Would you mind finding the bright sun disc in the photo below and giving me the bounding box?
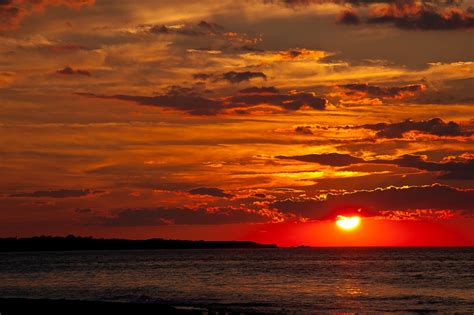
[336,215,361,230]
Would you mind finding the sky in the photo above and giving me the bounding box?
[0,0,473,246]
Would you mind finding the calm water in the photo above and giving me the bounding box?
[0,248,473,313]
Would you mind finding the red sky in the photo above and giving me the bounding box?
[0,0,473,246]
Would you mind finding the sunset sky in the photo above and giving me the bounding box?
[1,0,473,246]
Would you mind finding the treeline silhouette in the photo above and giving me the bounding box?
[0,235,277,252]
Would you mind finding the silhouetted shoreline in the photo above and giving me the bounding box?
[0,235,278,252]
[0,298,206,315]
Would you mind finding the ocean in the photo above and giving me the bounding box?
[0,247,473,313]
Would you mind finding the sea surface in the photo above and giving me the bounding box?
[0,248,473,313]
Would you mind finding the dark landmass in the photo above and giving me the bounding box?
[0,235,278,252]
[0,298,202,315]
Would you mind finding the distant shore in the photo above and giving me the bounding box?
[0,235,278,252]
[0,298,206,315]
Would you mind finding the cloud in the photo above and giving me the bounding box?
[90,207,268,226]
[78,86,222,115]
[367,5,474,30]
[294,125,314,135]
[48,44,86,53]
[0,2,26,31]
[78,85,327,115]
[277,153,364,166]
[56,66,91,76]
[263,0,395,7]
[277,152,474,180]
[192,71,268,84]
[337,83,425,99]
[292,118,472,139]
[193,73,213,80]
[337,10,360,24]
[0,71,15,86]
[189,187,234,198]
[9,189,104,198]
[75,207,92,214]
[149,20,224,37]
[265,0,474,30]
[374,154,474,180]
[26,0,95,10]
[221,71,267,83]
[272,184,474,220]
[0,0,94,31]
[361,118,470,138]
[239,86,280,94]
[278,48,327,60]
[264,0,461,9]
[143,20,260,51]
[228,90,327,110]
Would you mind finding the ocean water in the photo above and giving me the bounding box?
[0,248,473,313]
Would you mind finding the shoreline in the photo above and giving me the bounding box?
[0,298,207,315]
[1,246,472,254]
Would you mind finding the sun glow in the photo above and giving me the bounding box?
[336,215,361,230]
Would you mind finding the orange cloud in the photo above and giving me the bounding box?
[272,184,474,221]
[366,3,474,30]
[330,83,426,105]
[0,0,94,31]
[56,66,91,76]
[0,71,16,86]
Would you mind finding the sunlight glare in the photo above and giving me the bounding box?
[336,215,361,231]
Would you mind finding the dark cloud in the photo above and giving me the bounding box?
[283,49,304,58]
[241,45,265,52]
[265,0,474,30]
[192,71,268,84]
[239,86,280,94]
[192,73,212,80]
[109,93,220,115]
[263,0,400,7]
[90,207,268,226]
[75,208,92,214]
[272,184,474,220]
[221,71,267,83]
[337,83,425,98]
[0,0,94,31]
[415,77,474,105]
[228,90,327,110]
[277,153,365,166]
[197,20,224,30]
[149,20,224,37]
[79,85,327,115]
[373,154,474,180]
[294,125,314,135]
[367,6,474,30]
[265,0,465,9]
[278,152,474,180]
[361,118,469,138]
[189,187,234,198]
[337,10,361,24]
[56,66,91,76]
[9,189,104,198]
[49,44,86,53]
[0,3,25,31]
[78,86,222,115]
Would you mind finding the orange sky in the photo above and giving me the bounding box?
[0,0,473,246]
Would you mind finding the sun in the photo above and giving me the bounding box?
[336,215,361,231]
